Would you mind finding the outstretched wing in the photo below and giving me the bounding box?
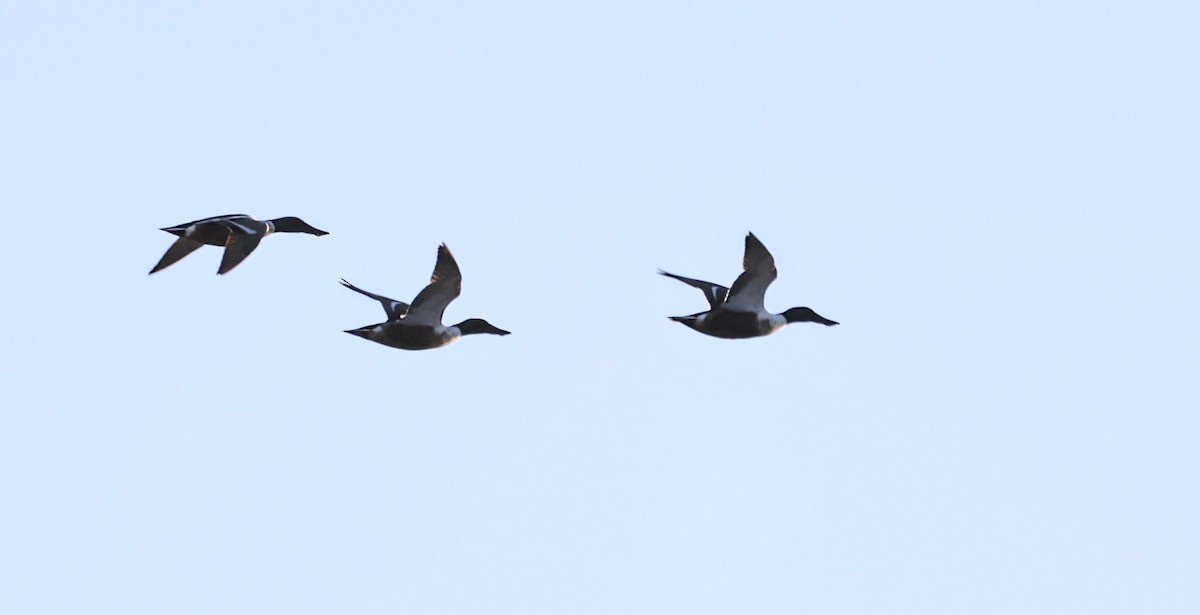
[724,232,777,311]
[658,270,729,309]
[149,237,205,274]
[217,233,264,274]
[340,279,410,321]
[403,244,463,325]
[214,217,270,275]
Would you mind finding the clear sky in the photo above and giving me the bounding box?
[3,2,1197,613]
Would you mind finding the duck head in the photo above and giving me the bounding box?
[454,318,511,336]
[271,216,329,236]
[782,307,839,326]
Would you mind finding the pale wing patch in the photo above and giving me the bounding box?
[723,269,775,312]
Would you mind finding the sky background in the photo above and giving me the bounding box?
[3,2,1198,613]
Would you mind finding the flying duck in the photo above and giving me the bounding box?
[343,244,510,350]
[660,232,838,339]
[149,214,328,275]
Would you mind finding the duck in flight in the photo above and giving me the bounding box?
[660,232,838,339]
[149,214,328,275]
[343,244,510,350]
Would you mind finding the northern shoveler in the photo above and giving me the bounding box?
[149,214,328,275]
[343,244,510,350]
[660,232,838,338]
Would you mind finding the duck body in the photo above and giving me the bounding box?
[161,214,267,247]
[344,322,458,351]
[345,319,507,351]
[150,214,328,275]
[669,309,787,339]
[342,244,510,351]
[660,232,838,339]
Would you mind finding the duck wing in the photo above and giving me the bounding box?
[149,237,205,274]
[723,232,777,312]
[213,217,271,274]
[217,232,264,274]
[658,270,729,309]
[403,244,463,325]
[339,279,410,320]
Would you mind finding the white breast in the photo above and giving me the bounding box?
[438,325,463,347]
[761,313,787,335]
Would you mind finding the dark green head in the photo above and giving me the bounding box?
[782,307,839,326]
[271,216,329,236]
[454,319,511,336]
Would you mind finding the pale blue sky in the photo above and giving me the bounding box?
[3,2,1198,613]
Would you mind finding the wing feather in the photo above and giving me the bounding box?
[403,244,463,325]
